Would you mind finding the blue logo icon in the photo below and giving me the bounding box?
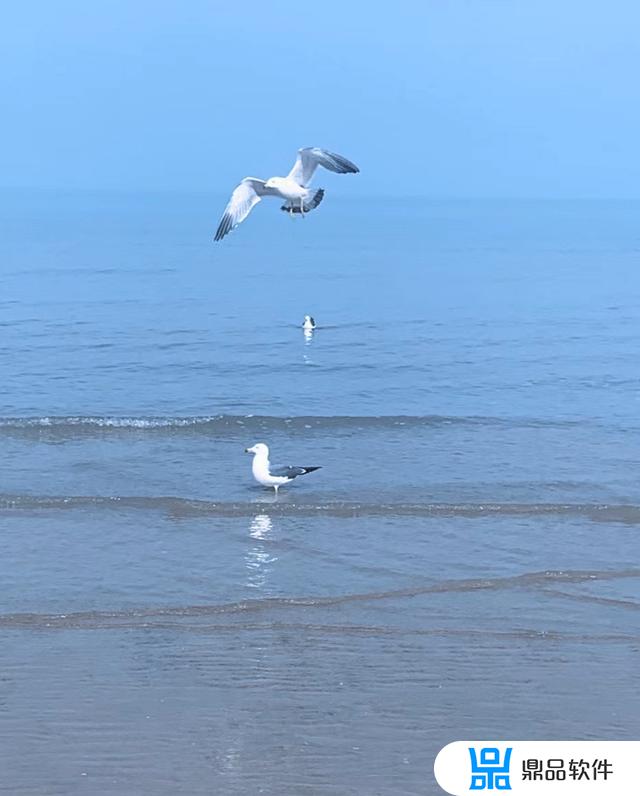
[468,747,512,790]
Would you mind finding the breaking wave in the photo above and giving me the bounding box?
[0,568,638,630]
[0,413,582,439]
[2,494,640,522]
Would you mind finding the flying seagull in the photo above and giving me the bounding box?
[215,147,359,242]
[245,443,321,493]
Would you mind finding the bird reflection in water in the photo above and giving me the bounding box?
[249,513,272,540]
[246,514,277,591]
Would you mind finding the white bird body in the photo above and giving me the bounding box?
[215,147,359,241]
[302,315,316,330]
[250,447,291,489]
[245,443,321,493]
[264,177,307,201]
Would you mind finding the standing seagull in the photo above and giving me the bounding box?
[215,147,359,242]
[245,443,321,494]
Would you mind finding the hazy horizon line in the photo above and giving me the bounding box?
[2,186,640,202]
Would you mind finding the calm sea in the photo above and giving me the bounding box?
[1,191,639,794]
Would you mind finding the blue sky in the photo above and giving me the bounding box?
[2,0,639,197]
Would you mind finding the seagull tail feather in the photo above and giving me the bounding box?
[280,189,325,214]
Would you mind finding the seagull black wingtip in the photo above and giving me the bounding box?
[214,213,233,242]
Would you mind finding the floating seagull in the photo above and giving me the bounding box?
[302,315,316,330]
[215,147,359,242]
[245,443,321,494]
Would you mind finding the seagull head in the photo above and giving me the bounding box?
[245,443,269,456]
[264,177,278,189]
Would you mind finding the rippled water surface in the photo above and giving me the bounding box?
[1,193,640,794]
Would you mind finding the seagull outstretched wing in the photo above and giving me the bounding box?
[287,147,359,188]
[214,178,278,242]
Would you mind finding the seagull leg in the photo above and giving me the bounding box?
[274,484,279,495]
[300,197,305,218]
[288,205,294,220]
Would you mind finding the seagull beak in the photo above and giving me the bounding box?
[244,447,252,453]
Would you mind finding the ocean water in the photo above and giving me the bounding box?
[1,191,640,795]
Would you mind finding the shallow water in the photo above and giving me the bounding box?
[1,192,640,794]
